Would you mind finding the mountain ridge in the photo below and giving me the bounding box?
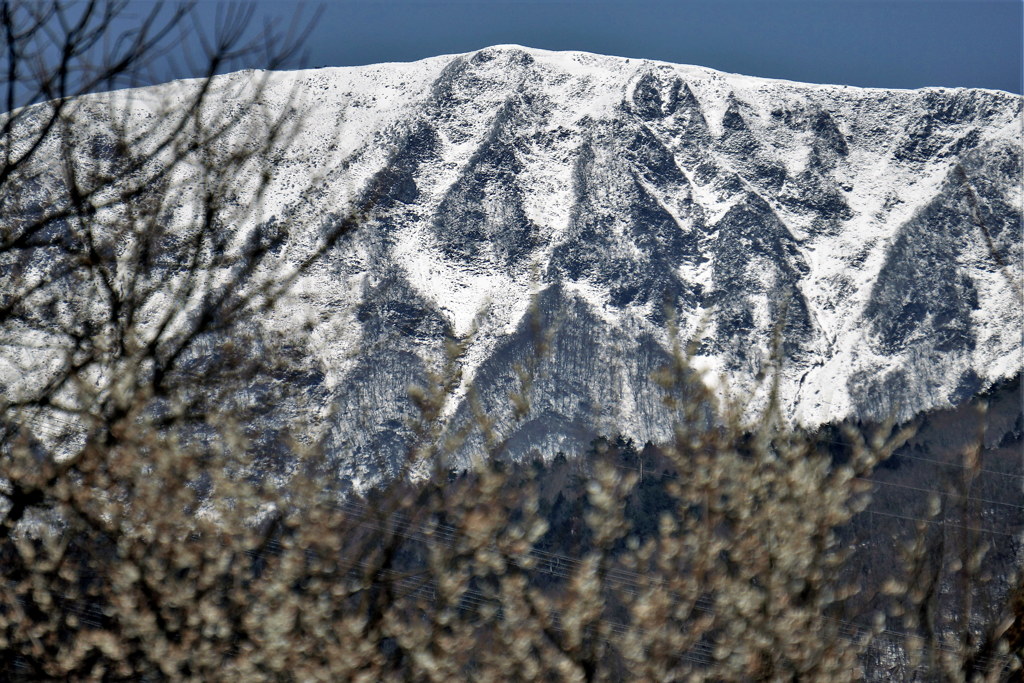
[2,45,1020,484]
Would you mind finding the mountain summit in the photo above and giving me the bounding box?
[4,46,1022,482]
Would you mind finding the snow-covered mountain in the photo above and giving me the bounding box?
[3,46,1022,483]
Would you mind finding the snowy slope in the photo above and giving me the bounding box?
[3,45,1022,483]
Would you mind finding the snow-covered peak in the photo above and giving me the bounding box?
[3,46,1021,482]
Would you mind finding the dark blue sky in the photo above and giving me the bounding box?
[144,0,1023,93]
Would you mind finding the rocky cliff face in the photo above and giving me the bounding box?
[3,46,1021,485]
